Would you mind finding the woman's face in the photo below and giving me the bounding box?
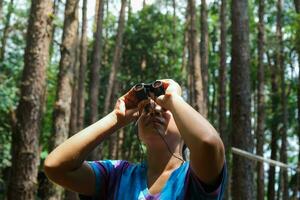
[137,100,181,148]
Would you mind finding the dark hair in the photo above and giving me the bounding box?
[182,144,187,161]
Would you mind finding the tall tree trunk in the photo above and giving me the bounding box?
[128,0,132,20]
[295,0,300,12]
[93,0,100,32]
[230,1,253,200]
[117,128,125,159]
[45,0,79,199]
[89,0,105,160]
[0,0,14,63]
[66,39,80,200]
[210,68,216,123]
[104,0,127,159]
[200,0,208,118]
[294,0,300,196]
[256,0,265,200]
[0,0,3,19]
[49,0,60,59]
[181,14,189,75]
[89,0,104,124]
[68,29,80,138]
[187,1,194,106]
[277,0,288,198]
[7,0,53,199]
[109,81,120,159]
[103,0,126,115]
[297,53,300,199]
[219,0,227,134]
[172,0,176,40]
[266,51,280,200]
[218,0,229,198]
[77,0,88,131]
[188,0,205,114]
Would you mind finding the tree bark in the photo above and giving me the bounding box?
[45,0,79,199]
[89,0,104,124]
[294,0,300,196]
[230,1,254,200]
[218,0,227,173]
[65,31,80,200]
[298,52,300,200]
[181,11,189,75]
[172,0,176,40]
[188,0,205,115]
[266,50,280,200]
[77,0,88,131]
[0,0,14,63]
[49,0,60,59]
[200,0,208,118]
[69,29,80,138]
[210,67,216,123]
[104,0,127,159]
[295,0,300,12]
[0,0,3,19]
[93,0,100,32]
[7,0,53,199]
[277,0,288,199]
[256,0,265,200]
[88,0,105,160]
[109,81,120,159]
[128,0,132,20]
[103,0,126,115]
[218,2,229,198]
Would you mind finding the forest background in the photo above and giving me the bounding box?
[0,0,300,199]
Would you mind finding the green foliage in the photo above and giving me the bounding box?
[121,5,185,87]
[0,0,30,173]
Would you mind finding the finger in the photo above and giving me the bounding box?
[126,107,140,122]
[122,87,140,108]
[154,93,172,107]
[155,94,164,105]
[157,79,181,95]
[137,99,150,113]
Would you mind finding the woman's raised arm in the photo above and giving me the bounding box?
[44,87,139,195]
[154,79,225,186]
[44,111,120,195]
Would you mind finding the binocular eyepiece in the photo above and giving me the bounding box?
[133,80,165,101]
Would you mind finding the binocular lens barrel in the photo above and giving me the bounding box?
[134,83,144,91]
[133,81,165,101]
[152,80,162,88]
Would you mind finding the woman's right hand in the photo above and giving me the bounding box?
[113,87,141,128]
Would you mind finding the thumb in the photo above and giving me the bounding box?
[155,93,172,107]
[155,94,164,106]
[115,99,126,116]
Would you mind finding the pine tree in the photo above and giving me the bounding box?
[7,0,53,199]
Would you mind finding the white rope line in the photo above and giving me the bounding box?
[231,147,300,172]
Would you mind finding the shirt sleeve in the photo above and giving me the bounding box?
[187,162,227,200]
[85,160,124,199]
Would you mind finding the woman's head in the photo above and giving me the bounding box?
[137,100,183,153]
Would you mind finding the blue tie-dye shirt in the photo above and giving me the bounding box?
[82,160,226,200]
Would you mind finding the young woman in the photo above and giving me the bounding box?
[44,79,226,199]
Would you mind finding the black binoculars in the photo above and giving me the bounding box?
[133,80,165,101]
